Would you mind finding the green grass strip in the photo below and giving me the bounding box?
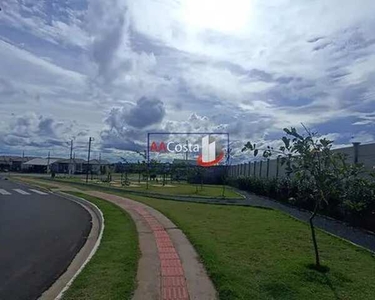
[41,177,242,199]
[61,192,139,300]
[122,194,375,300]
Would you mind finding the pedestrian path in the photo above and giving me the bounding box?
[87,191,217,300]
[0,188,49,196]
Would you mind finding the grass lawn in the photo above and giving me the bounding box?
[117,193,375,300]
[40,177,242,199]
[62,192,139,300]
[10,178,375,299]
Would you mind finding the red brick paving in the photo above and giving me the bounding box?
[89,192,190,300]
[136,208,189,299]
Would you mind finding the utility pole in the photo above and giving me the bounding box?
[69,139,73,175]
[99,152,102,178]
[86,137,93,183]
[70,140,73,160]
[21,150,25,171]
[47,151,50,174]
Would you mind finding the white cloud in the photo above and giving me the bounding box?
[1,0,375,159]
[0,0,89,48]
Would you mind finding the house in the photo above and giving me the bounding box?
[22,158,60,173]
[82,159,110,175]
[1,154,111,175]
[0,156,35,171]
[23,157,102,174]
[54,158,86,174]
[0,156,11,171]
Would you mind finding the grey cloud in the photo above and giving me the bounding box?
[100,129,143,152]
[246,69,274,82]
[88,1,157,87]
[307,36,325,43]
[38,117,56,137]
[100,96,165,152]
[313,42,332,51]
[91,14,125,81]
[105,96,166,130]
[28,139,66,148]
[0,113,87,151]
[127,97,166,128]
[2,135,25,147]
[101,110,226,153]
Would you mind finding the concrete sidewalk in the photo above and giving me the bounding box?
[87,191,217,300]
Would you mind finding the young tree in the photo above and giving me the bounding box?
[136,150,150,189]
[242,126,360,269]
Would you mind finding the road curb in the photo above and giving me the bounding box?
[38,192,105,300]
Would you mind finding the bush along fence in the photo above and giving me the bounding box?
[227,127,375,269]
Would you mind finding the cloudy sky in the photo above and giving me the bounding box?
[1,0,375,162]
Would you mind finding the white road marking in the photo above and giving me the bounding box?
[0,189,11,195]
[13,189,30,195]
[29,189,48,195]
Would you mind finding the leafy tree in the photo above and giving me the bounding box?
[135,150,150,189]
[242,125,367,270]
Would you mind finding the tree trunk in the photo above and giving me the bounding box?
[309,200,320,268]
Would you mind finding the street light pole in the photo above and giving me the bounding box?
[70,139,73,160]
[69,139,73,175]
[86,137,93,183]
[47,151,51,174]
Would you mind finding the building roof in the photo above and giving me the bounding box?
[1,155,111,166]
[0,156,36,163]
[23,158,60,166]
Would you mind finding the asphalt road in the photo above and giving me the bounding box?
[0,177,91,300]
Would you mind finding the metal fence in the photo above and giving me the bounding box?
[229,142,375,179]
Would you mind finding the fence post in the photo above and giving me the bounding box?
[259,161,262,178]
[266,159,270,178]
[253,161,257,177]
[352,142,360,164]
[248,162,251,177]
[276,157,280,179]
